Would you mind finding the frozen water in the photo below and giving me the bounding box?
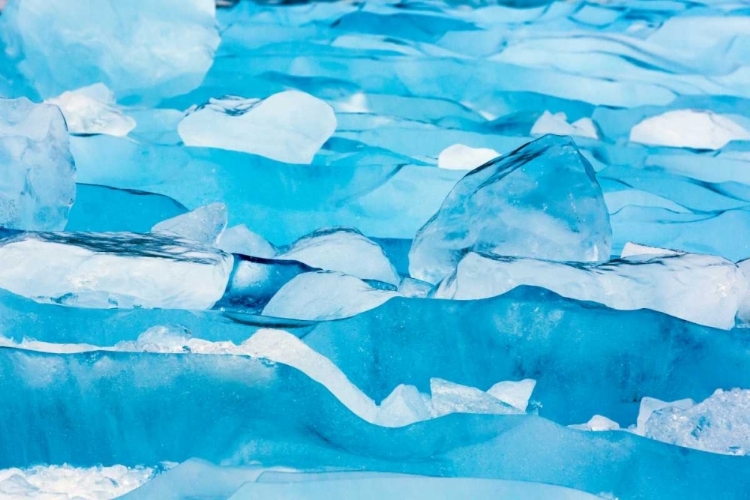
[410,135,611,284]
[277,228,399,286]
[218,224,277,258]
[429,378,520,418]
[397,277,433,298]
[0,97,75,231]
[487,379,537,412]
[630,110,750,150]
[0,231,233,309]
[569,415,621,432]
[530,111,598,139]
[178,91,337,164]
[437,144,499,170]
[635,396,696,436]
[151,202,228,246]
[45,83,136,137]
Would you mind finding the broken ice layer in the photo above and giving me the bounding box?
[45,83,136,137]
[630,109,750,150]
[0,231,233,309]
[177,92,337,164]
[435,248,747,330]
[0,97,76,231]
[437,143,499,170]
[409,135,612,284]
[151,202,228,246]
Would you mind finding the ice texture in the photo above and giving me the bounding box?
[1,0,220,100]
[409,135,612,284]
[151,202,228,246]
[0,231,233,309]
[0,97,75,231]
[437,144,499,170]
[45,84,136,137]
[630,110,750,150]
[218,225,276,258]
[178,92,337,164]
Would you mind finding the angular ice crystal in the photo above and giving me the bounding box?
[630,110,750,150]
[277,228,399,286]
[487,379,536,412]
[429,378,520,418]
[262,271,399,321]
[409,135,612,284]
[437,144,499,170]
[634,396,695,436]
[45,83,136,137]
[436,249,746,329]
[0,97,75,231]
[1,0,220,100]
[374,385,432,427]
[152,203,227,246]
[397,277,433,298]
[178,92,337,164]
[218,225,276,258]
[0,231,233,309]
[530,111,598,139]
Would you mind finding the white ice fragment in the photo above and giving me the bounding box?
[437,143,500,170]
[45,83,136,137]
[218,224,277,258]
[178,91,337,164]
[333,92,369,113]
[429,378,521,418]
[620,242,682,259]
[635,396,695,436]
[397,277,433,298]
[737,259,750,325]
[374,384,432,427]
[630,110,750,150]
[569,415,621,432]
[530,111,598,139]
[487,379,537,412]
[152,202,228,246]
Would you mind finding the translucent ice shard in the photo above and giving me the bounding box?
[429,378,520,418]
[487,379,536,412]
[45,83,136,137]
[530,111,598,139]
[0,231,233,309]
[1,0,220,100]
[152,202,228,246]
[437,144,499,170]
[277,228,399,286]
[178,92,337,164]
[262,271,399,321]
[218,225,276,258]
[436,249,746,329]
[409,135,612,284]
[0,97,75,231]
[630,110,750,150]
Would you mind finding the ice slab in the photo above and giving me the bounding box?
[218,225,277,258]
[437,143,499,170]
[45,83,135,137]
[630,109,750,150]
[152,202,228,246]
[0,97,75,231]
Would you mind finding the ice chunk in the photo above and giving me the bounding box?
[152,202,227,246]
[397,277,433,298]
[436,250,746,329]
[569,415,621,432]
[530,111,598,139]
[0,97,75,231]
[437,144,499,170]
[635,396,695,436]
[429,378,521,418]
[262,271,399,321]
[374,384,432,427]
[1,0,220,100]
[737,259,750,324]
[45,83,135,137]
[178,92,337,164]
[0,231,233,309]
[218,225,276,258]
[620,242,681,259]
[410,135,612,284]
[487,379,536,412]
[630,110,750,150]
[277,228,399,286]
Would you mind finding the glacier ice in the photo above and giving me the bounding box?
[45,83,136,137]
[218,224,277,258]
[151,202,228,246]
[437,143,499,170]
[0,231,233,309]
[0,97,75,231]
[630,109,750,150]
[409,135,612,284]
[178,92,337,164]
[530,111,598,139]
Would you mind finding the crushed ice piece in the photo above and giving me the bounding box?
[277,228,399,286]
[635,396,696,436]
[630,110,750,150]
[737,259,750,325]
[620,242,682,259]
[569,415,621,432]
[218,225,277,258]
[0,231,233,309]
[530,111,598,139]
[178,91,337,164]
[397,277,433,298]
[374,385,432,427]
[429,378,521,418]
[152,202,228,246]
[410,135,612,284]
[437,143,499,170]
[487,379,537,412]
[45,83,136,137]
[0,97,75,231]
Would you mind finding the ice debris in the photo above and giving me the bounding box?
[530,111,598,139]
[630,110,750,150]
[569,415,621,432]
[437,143,499,170]
[45,83,135,137]
[218,225,277,258]
[152,202,228,246]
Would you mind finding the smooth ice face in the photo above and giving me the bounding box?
[530,111,598,139]
[152,202,228,246]
[0,97,75,231]
[630,110,750,150]
[435,249,746,330]
[437,144,499,170]
[0,231,233,309]
[1,0,219,100]
[277,228,399,285]
[218,225,276,258]
[410,135,611,284]
[46,83,136,137]
[262,271,399,321]
[178,92,337,164]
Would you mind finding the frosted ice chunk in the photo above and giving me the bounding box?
[530,111,598,139]
[436,250,746,329]
[152,202,227,246]
[437,144,499,170]
[397,277,433,298]
[620,242,681,259]
[262,271,399,321]
[635,396,695,436]
[374,384,432,427]
[218,225,276,258]
[410,135,612,284]
[178,92,337,164]
[737,259,750,324]
[1,0,220,100]
[429,378,521,418]
[0,97,75,231]
[569,415,621,432]
[487,379,537,412]
[630,110,750,150]
[0,231,233,309]
[45,83,135,137]
[277,228,399,285]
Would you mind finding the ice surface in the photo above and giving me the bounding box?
[45,84,136,137]
[409,135,611,284]
[530,111,598,139]
[437,143,499,170]
[277,228,399,286]
[1,0,220,100]
[0,231,233,309]
[218,224,277,258]
[630,110,750,150]
[152,202,228,246]
[0,97,75,231]
[178,92,337,164]
[435,250,746,329]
